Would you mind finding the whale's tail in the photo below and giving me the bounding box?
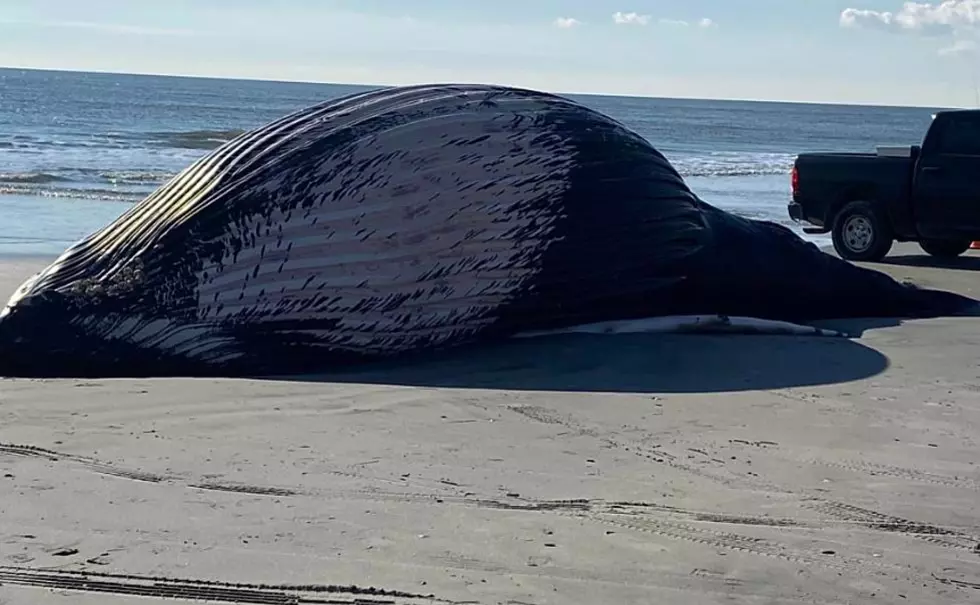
[666,201,979,322]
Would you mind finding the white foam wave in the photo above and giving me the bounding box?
[670,152,795,178]
[0,184,143,202]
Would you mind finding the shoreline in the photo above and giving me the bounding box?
[0,193,128,257]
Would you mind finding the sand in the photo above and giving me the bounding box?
[1,244,979,604]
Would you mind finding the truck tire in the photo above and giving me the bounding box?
[831,201,894,262]
[919,239,971,258]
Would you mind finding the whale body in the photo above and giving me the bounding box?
[0,83,975,377]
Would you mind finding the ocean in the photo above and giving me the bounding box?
[0,67,947,257]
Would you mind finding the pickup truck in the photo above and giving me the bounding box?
[788,109,980,262]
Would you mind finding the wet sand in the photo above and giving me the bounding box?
[1,244,979,604]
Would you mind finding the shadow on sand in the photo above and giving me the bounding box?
[878,254,980,272]
[295,326,894,394]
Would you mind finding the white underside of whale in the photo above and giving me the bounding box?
[513,314,848,339]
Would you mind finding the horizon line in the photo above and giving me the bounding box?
[0,64,962,111]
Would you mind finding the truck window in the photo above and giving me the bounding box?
[936,115,980,156]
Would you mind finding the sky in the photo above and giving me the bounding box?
[2,0,980,107]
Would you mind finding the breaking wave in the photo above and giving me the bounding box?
[671,152,796,178]
[0,172,71,184]
[145,129,245,150]
[0,184,144,203]
[97,170,176,184]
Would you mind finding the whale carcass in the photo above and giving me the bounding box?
[0,83,975,377]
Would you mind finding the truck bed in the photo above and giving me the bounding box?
[792,151,915,233]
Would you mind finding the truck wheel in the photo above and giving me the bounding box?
[831,201,893,262]
[919,239,971,258]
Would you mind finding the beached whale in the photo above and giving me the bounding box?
[0,83,975,377]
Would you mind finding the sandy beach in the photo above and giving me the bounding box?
[2,244,979,604]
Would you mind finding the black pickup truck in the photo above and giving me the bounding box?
[788,109,980,262]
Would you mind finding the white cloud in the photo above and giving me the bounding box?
[612,12,651,26]
[840,1,980,35]
[553,17,581,29]
[841,2,980,58]
[656,17,716,29]
[840,9,884,29]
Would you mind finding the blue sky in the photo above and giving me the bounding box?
[2,0,980,107]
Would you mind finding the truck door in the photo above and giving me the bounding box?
[913,112,980,238]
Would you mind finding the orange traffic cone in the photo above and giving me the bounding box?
[972,241,980,250]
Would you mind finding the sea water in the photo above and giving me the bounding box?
[0,68,945,256]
